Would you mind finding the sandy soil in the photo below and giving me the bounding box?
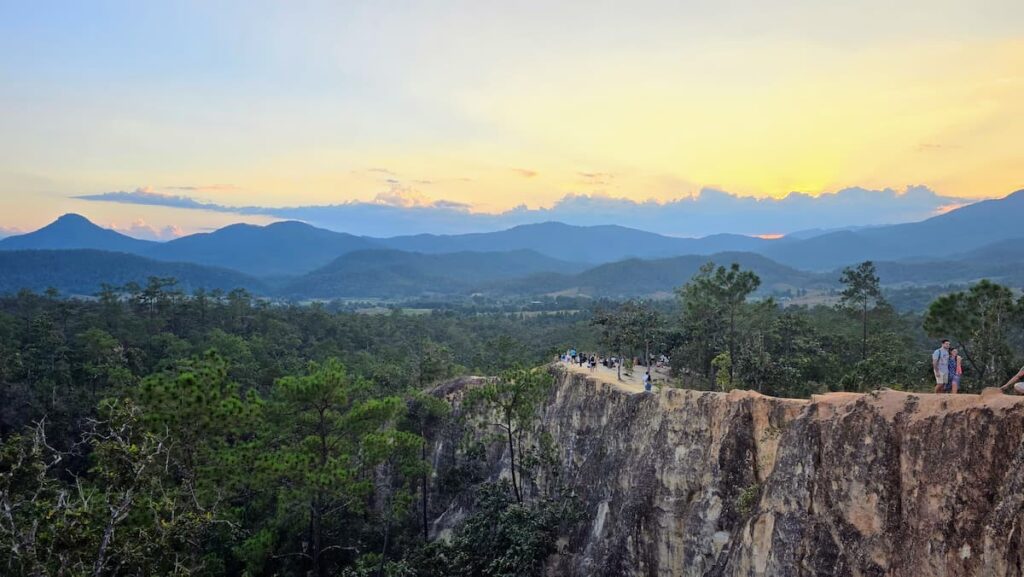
[557,359,672,393]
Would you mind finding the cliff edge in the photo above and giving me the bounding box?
[435,365,1024,576]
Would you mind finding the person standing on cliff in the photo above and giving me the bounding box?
[932,339,950,394]
[1000,365,1024,394]
[948,348,962,394]
[643,370,652,392]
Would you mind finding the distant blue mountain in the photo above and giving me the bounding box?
[764,189,1024,270]
[376,221,775,263]
[0,216,382,277]
[144,220,381,277]
[954,237,1024,264]
[4,189,1023,281]
[0,213,156,253]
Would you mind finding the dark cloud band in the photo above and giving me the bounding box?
[75,185,977,238]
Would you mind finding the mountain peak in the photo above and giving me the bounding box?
[266,220,313,229]
[0,213,154,253]
[52,213,96,226]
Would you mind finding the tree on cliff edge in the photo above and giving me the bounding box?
[468,367,551,504]
[924,280,1019,387]
[677,262,760,389]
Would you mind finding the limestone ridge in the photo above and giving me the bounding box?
[432,367,1024,576]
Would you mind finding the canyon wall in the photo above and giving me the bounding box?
[433,367,1024,577]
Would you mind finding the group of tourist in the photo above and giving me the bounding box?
[562,349,597,371]
[932,338,1024,395]
[562,348,655,392]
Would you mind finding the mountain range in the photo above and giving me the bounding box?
[1,189,1022,303]
[377,223,774,263]
[760,190,1024,269]
[0,215,781,275]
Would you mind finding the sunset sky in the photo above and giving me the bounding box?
[1,1,1022,237]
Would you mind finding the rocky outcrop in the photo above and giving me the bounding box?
[433,367,1024,577]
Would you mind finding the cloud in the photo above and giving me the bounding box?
[167,184,240,192]
[512,168,538,178]
[372,184,434,208]
[366,179,475,211]
[109,219,185,241]
[77,188,222,210]
[432,199,472,210]
[577,171,614,186]
[75,184,981,238]
[934,202,970,214]
[0,225,23,239]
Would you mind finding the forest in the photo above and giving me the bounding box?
[2,261,1023,576]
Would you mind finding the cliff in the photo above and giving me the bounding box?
[432,365,1024,577]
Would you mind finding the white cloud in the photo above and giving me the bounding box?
[78,183,989,237]
[372,184,434,208]
[109,219,185,241]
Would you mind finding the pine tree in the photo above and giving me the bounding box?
[839,261,885,361]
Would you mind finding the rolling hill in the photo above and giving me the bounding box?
[488,252,834,297]
[953,237,1024,264]
[0,250,266,296]
[282,249,585,299]
[283,249,836,300]
[1,242,1020,306]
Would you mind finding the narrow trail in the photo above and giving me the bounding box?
[557,360,668,393]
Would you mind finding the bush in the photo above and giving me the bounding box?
[737,483,760,516]
[410,481,582,577]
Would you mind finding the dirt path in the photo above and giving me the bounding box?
[557,360,670,394]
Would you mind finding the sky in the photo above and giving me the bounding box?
[1,1,1022,238]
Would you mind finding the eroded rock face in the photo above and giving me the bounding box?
[432,368,1024,577]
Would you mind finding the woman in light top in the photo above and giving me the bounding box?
[948,348,962,394]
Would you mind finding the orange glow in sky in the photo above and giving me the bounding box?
[0,1,1022,233]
